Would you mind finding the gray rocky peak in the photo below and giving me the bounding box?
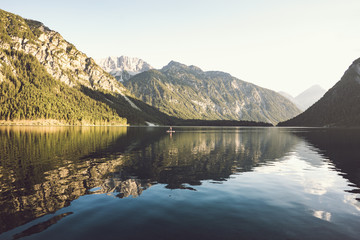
[96,56,153,81]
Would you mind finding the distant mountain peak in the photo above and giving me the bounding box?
[161,61,204,73]
[162,62,234,81]
[294,85,326,110]
[306,84,325,91]
[168,60,180,65]
[279,85,326,111]
[96,56,153,81]
[279,58,360,127]
[96,55,152,73]
[162,60,188,71]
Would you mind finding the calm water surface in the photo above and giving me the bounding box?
[0,126,359,239]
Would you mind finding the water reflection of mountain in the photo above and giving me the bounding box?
[0,127,129,233]
[0,127,299,234]
[118,128,300,189]
[291,128,360,196]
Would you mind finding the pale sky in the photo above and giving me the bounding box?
[2,0,360,96]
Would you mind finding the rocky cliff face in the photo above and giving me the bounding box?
[96,56,153,81]
[125,61,301,124]
[0,15,126,94]
[0,9,175,125]
[278,58,360,127]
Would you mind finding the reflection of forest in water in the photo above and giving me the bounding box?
[0,127,128,233]
[119,128,300,189]
[0,127,306,233]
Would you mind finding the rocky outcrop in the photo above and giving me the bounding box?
[0,18,126,93]
[96,56,153,81]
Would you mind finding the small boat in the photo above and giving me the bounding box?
[167,127,175,133]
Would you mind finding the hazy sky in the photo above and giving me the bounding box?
[2,0,360,96]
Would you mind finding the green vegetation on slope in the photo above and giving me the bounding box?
[79,86,176,125]
[0,49,127,125]
[0,8,297,126]
[124,62,301,124]
[0,10,37,43]
[0,9,178,125]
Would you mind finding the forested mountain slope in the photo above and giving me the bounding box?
[0,9,173,125]
[125,61,301,124]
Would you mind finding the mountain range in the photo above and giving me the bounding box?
[1,8,358,127]
[0,9,302,126]
[278,58,360,127]
[123,61,301,124]
[279,85,326,111]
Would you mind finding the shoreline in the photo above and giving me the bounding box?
[0,120,128,127]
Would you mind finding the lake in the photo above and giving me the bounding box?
[0,126,359,240]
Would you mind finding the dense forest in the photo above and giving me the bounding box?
[0,49,127,125]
